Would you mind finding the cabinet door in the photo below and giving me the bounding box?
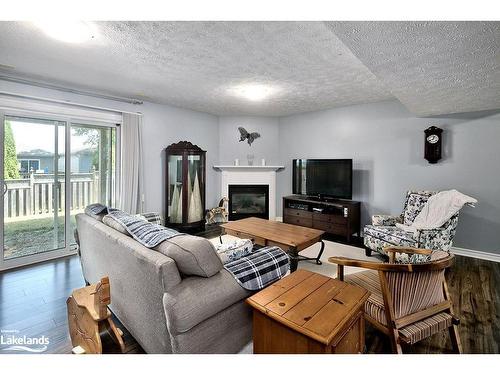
[167,155,183,223]
[186,154,204,223]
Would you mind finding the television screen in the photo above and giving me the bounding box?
[292,159,352,199]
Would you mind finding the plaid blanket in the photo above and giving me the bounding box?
[107,209,183,248]
[224,246,289,291]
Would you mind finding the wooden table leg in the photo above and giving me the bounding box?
[289,246,299,272]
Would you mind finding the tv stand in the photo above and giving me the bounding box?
[283,195,360,243]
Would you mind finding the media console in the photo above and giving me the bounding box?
[283,195,360,243]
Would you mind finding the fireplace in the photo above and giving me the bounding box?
[228,184,269,221]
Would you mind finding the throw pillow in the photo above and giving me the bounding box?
[135,212,163,226]
[103,214,131,236]
[155,235,223,277]
[215,239,254,264]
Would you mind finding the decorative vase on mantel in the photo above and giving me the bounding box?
[165,141,206,232]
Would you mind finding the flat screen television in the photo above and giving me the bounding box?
[292,159,352,199]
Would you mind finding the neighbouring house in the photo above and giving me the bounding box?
[17,148,95,175]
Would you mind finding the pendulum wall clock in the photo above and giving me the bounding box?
[424,126,443,164]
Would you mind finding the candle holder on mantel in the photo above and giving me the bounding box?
[165,141,206,232]
[247,154,254,166]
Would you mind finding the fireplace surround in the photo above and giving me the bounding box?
[214,165,285,221]
[228,184,269,221]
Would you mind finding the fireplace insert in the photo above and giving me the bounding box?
[228,184,269,221]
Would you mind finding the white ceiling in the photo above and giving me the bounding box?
[328,21,500,116]
[0,21,498,117]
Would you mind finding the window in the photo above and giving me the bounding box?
[19,159,40,174]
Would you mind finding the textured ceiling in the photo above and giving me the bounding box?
[328,21,500,116]
[0,21,499,117]
[0,21,392,116]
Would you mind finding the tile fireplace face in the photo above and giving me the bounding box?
[228,184,270,221]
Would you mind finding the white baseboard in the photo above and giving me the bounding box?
[275,216,283,222]
[451,246,500,263]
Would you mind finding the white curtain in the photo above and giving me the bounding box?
[118,113,143,214]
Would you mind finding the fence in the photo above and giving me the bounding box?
[4,171,101,221]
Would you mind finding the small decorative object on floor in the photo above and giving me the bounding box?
[206,197,229,224]
[247,154,254,166]
[67,277,125,354]
[238,126,261,146]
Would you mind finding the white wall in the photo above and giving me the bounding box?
[277,100,500,254]
[218,116,280,166]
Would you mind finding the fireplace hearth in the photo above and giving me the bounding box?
[228,184,269,221]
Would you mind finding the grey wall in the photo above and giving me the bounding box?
[218,116,280,166]
[277,100,500,254]
[140,101,219,215]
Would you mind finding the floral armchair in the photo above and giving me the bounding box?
[364,190,460,257]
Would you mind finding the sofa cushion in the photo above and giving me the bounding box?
[364,225,417,247]
[163,269,251,335]
[155,235,223,277]
[102,214,131,236]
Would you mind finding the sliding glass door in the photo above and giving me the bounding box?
[0,111,118,270]
[69,124,116,244]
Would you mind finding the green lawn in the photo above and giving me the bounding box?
[3,215,77,260]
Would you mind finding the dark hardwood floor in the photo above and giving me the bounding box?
[1,252,498,354]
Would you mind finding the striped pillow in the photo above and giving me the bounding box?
[135,212,163,226]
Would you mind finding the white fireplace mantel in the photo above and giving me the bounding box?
[214,165,285,220]
[213,165,285,172]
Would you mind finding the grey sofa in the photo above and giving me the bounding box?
[76,213,253,354]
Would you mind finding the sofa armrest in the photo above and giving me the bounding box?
[163,269,251,335]
[372,214,402,226]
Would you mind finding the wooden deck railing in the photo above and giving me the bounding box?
[4,172,102,221]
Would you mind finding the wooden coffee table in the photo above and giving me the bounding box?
[220,217,325,272]
[246,269,370,354]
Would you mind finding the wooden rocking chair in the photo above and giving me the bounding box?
[329,246,462,354]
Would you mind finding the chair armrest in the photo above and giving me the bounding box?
[372,214,402,226]
[328,256,415,274]
[384,246,433,255]
[384,246,433,263]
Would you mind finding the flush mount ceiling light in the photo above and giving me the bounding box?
[227,83,280,102]
[33,21,98,43]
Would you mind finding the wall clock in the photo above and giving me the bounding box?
[424,126,443,164]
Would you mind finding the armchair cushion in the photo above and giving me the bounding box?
[364,225,417,248]
[346,269,453,344]
[372,215,402,226]
[402,191,435,226]
[345,270,387,325]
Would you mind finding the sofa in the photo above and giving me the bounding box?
[364,190,460,257]
[76,212,253,354]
